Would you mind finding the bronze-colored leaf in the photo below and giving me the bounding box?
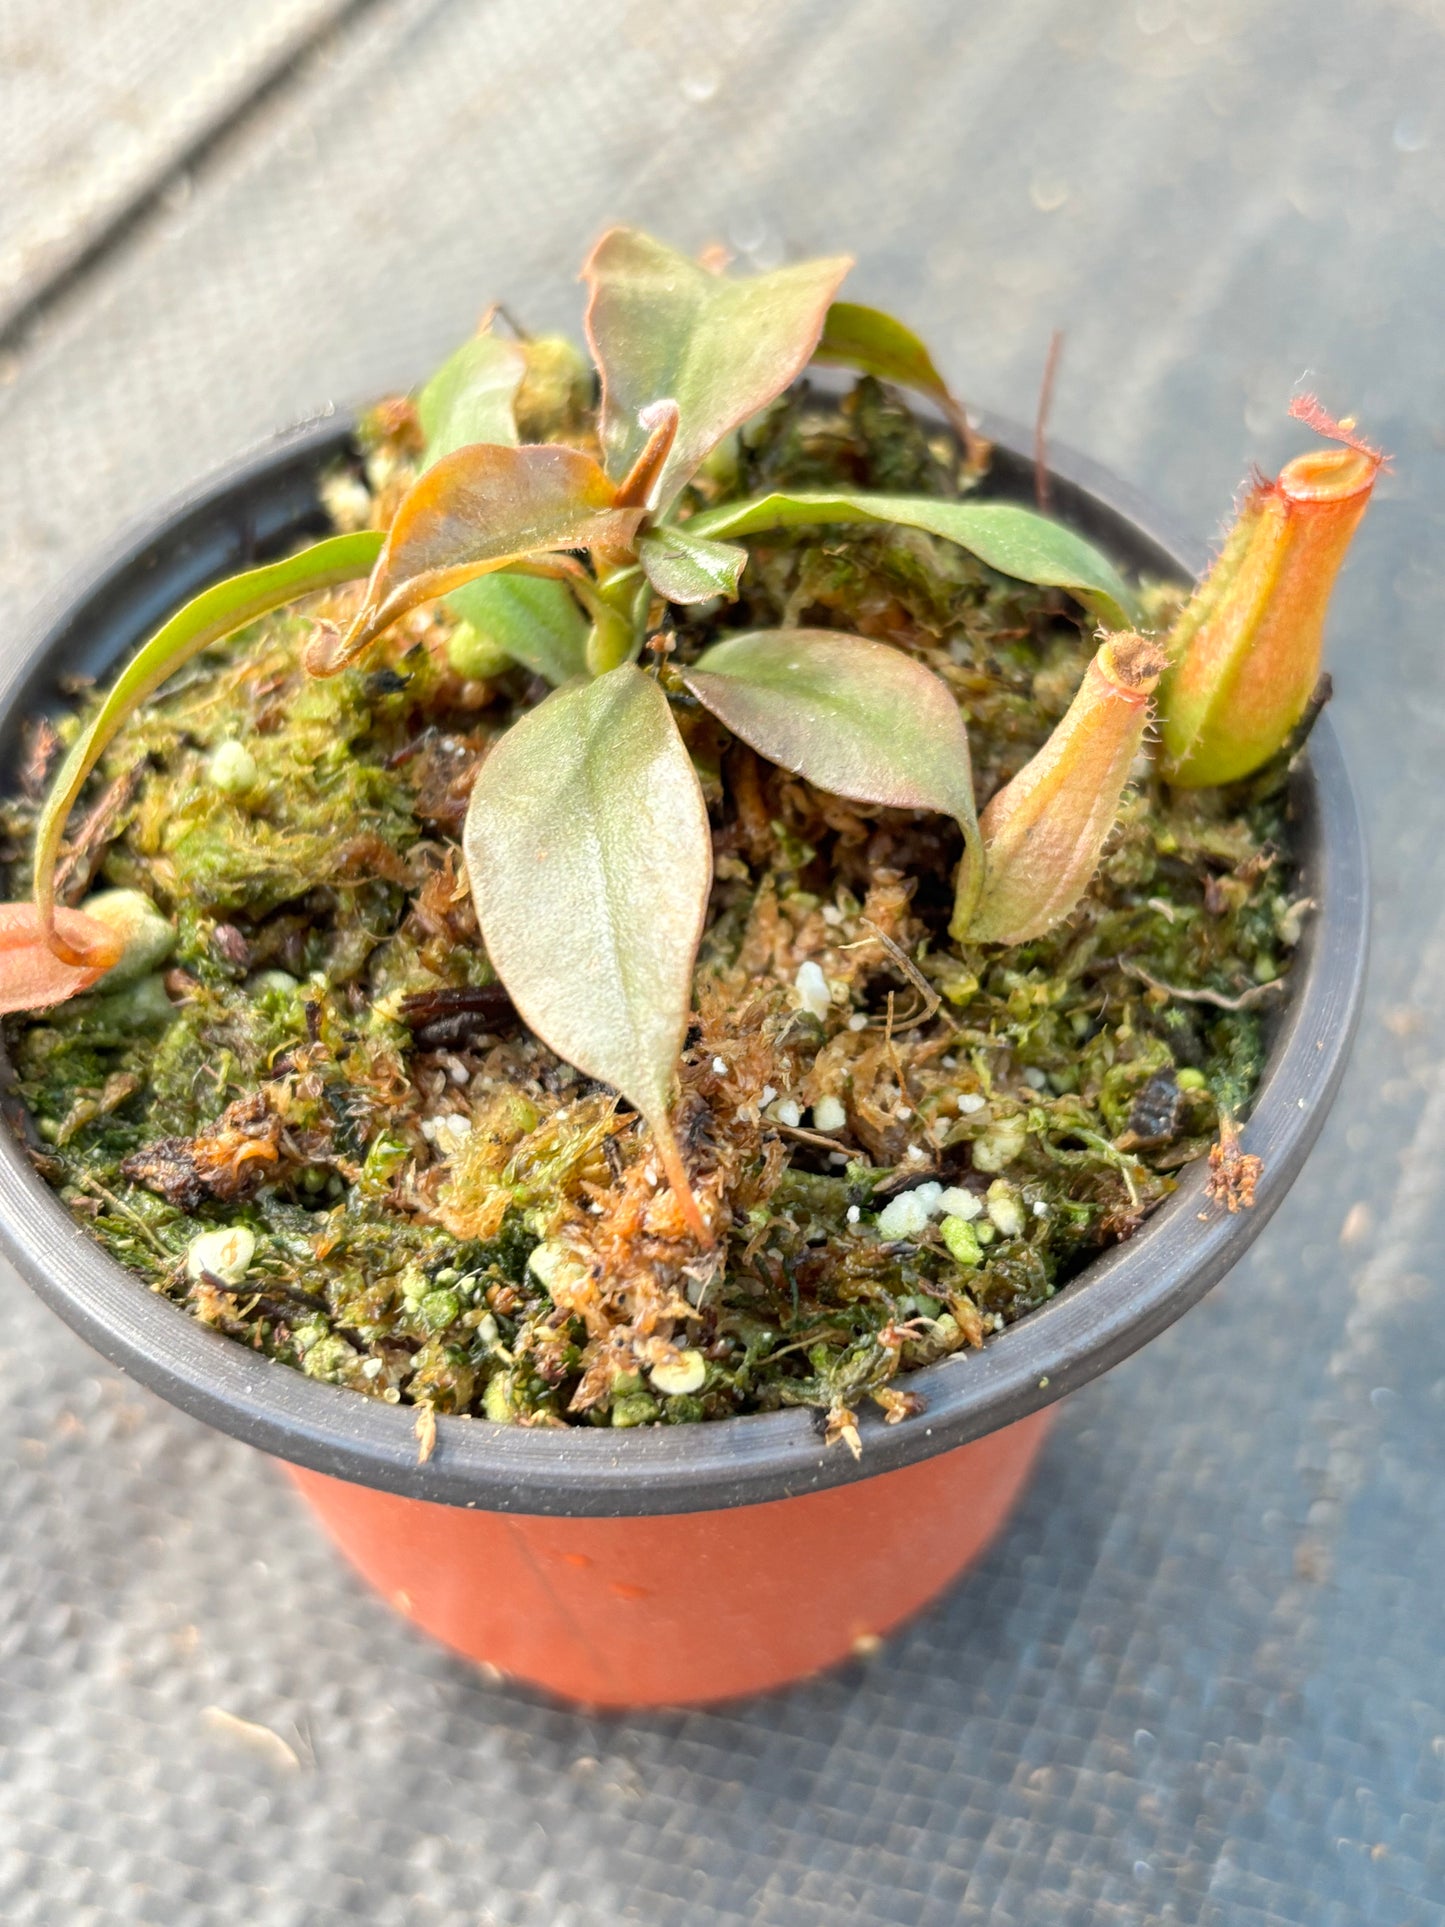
[582,227,852,513]
[418,330,592,682]
[0,904,123,1014]
[316,444,643,672]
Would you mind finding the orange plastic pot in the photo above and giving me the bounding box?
[0,404,1367,1709]
[285,1407,1052,1707]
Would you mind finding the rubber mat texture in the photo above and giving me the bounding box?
[0,3,1442,1922]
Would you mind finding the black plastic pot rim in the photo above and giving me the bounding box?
[0,400,1369,1518]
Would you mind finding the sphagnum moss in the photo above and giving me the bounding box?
[0,377,1301,1443]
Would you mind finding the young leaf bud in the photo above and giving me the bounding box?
[957,633,1167,946]
[1159,398,1383,787]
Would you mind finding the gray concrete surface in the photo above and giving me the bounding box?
[0,0,378,334]
[0,3,1441,1921]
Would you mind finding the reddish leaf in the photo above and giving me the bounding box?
[0,904,123,1014]
[313,444,643,671]
[583,228,852,513]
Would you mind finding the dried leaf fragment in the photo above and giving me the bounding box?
[1205,1114,1262,1212]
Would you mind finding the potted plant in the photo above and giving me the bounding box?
[0,232,1371,1706]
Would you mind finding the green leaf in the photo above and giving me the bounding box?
[814,300,970,441]
[637,526,747,605]
[582,227,852,513]
[419,334,587,681]
[445,574,589,685]
[687,490,1138,631]
[418,331,524,467]
[463,664,712,1226]
[318,443,642,670]
[33,531,383,936]
[681,627,983,923]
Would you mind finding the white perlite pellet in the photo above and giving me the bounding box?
[936,1186,982,1221]
[420,1114,472,1151]
[876,1181,949,1241]
[986,1181,1026,1238]
[207,740,258,794]
[649,1350,707,1397]
[794,960,831,1021]
[876,1188,932,1240]
[187,1226,256,1285]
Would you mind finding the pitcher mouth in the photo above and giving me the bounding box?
[1278,443,1380,504]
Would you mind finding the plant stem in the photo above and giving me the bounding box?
[653,1116,711,1244]
[585,567,649,675]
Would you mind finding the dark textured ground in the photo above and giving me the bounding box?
[1,3,1442,1922]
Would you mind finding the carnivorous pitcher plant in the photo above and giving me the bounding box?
[0,229,1379,1263]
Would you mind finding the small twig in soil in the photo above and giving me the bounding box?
[20,716,62,800]
[1206,1113,1262,1212]
[203,1269,329,1315]
[856,918,946,1029]
[1117,958,1285,1011]
[1034,329,1065,514]
[476,299,530,341]
[75,1174,172,1259]
[1286,672,1333,765]
[774,1121,851,1152]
